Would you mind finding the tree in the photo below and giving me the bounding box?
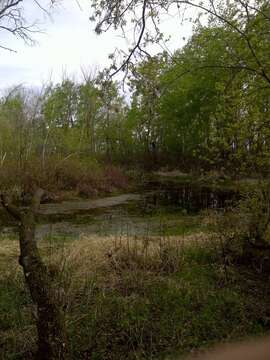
[125,18,270,171]
[0,86,44,173]
[95,75,127,160]
[0,189,69,360]
[126,54,167,165]
[77,76,102,154]
[90,0,270,86]
[43,80,78,130]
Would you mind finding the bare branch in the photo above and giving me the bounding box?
[0,0,23,18]
[110,0,148,77]
[0,0,57,51]
[0,43,16,52]
[33,0,51,18]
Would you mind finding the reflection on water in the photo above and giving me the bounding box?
[142,182,237,213]
[0,182,238,241]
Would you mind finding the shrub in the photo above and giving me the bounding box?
[0,156,128,197]
[214,182,270,272]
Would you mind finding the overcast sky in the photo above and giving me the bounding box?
[0,0,195,90]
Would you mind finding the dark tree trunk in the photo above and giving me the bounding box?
[1,189,69,360]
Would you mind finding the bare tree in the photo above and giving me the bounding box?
[0,0,56,52]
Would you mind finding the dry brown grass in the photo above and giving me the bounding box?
[52,234,200,274]
[46,233,210,302]
[0,239,19,259]
[0,239,20,274]
[0,232,211,294]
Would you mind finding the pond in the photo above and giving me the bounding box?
[140,179,237,213]
[0,180,239,241]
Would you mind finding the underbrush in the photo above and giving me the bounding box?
[212,182,270,273]
[1,233,270,360]
[0,157,129,198]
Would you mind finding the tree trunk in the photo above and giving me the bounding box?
[1,189,69,360]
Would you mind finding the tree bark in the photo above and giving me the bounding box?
[1,189,69,360]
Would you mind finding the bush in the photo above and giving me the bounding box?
[214,182,270,272]
[0,156,128,198]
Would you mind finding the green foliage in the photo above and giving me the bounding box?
[120,1,270,171]
[0,1,270,182]
[1,1,270,180]
[0,75,130,192]
[42,80,78,129]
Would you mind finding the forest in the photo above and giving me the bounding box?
[1,0,270,359]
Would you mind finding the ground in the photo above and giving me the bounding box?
[1,176,270,359]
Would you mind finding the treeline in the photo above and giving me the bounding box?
[0,76,126,169]
[0,78,129,193]
[0,1,269,182]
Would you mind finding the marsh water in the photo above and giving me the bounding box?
[0,179,238,240]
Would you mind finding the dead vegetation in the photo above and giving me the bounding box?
[0,157,129,198]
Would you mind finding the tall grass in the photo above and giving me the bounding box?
[0,233,269,359]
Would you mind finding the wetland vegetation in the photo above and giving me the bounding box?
[1,176,270,359]
[1,0,270,359]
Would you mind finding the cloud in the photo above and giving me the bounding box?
[0,0,194,89]
[0,0,127,87]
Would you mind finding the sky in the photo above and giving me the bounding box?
[0,0,195,90]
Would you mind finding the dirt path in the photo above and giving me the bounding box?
[39,193,141,215]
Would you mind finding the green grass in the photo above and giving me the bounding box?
[158,215,204,236]
[0,235,269,359]
[68,244,267,359]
